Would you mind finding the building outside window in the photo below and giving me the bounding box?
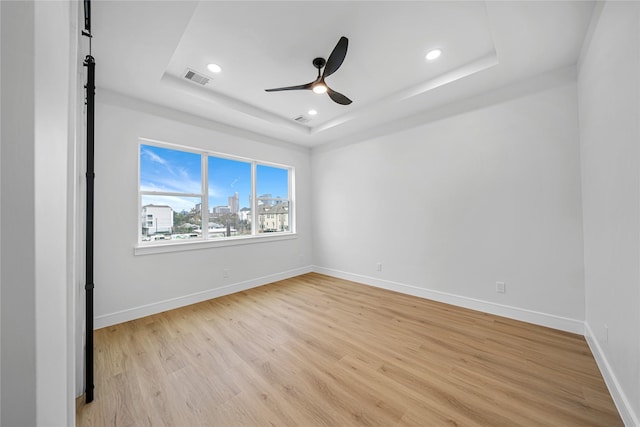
[141,204,173,239]
[257,199,290,232]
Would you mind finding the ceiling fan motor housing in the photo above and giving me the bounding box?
[313,57,326,69]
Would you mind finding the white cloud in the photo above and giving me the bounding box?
[141,147,168,166]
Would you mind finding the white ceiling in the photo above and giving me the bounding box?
[92,1,595,148]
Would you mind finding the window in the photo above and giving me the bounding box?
[139,140,294,247]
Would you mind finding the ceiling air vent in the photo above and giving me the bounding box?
[293,115,310,124]
[184,68,210,86]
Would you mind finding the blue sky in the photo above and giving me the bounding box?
[140,144,289,213]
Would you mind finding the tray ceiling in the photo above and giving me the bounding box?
[92,1,595,147]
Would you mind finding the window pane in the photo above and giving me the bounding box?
[208,156,252,237]
[141,195,202,241]
[140,144,201,194]
[256,164,289,201]
[256,165,290,233]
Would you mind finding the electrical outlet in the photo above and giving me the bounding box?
[223,268,229,278]
[496,281,506,293]
[376,263,383,272]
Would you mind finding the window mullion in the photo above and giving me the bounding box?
[289,167,295,233]
[140,191,202,198]
[251,161,257,236]
[202,154,209,240]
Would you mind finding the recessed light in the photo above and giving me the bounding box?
[207,63,222,73]
[425,49,442,61]
[308,109,318,116]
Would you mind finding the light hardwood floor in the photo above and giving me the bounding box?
[77,273,622,426]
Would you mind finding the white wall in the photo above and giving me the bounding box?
[91,91,313,327]
[0,2,3,422]
[1,2,37,424]
[312,72,585,333]
[1,1,75,425]
[34,1,76,424]
[578,2,640,425]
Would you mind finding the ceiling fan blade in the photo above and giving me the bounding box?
[327,87,352,105]
[323,36,348,79]
[265,82,313,92]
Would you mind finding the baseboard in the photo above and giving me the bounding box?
[312,266,584,335]
[585,323,639,427]
[93,265,314,329]
[96,265,583,333]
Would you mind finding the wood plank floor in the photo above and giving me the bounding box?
[76,273,623,426]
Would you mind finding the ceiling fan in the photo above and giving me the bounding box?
[265,36,352,105]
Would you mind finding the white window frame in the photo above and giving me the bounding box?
[136,138,295,256]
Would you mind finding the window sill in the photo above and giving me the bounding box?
[134,233,297,256]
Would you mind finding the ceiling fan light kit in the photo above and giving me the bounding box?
[312,81,328,94]
[265,36,352,105]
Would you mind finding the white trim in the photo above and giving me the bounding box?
[94,266,313,329]
[312,266,584,335]
[201,152,209,234]
[95,265,585,334]
[141,190,202,198]
[134,232,297,255]
[290,165,296,234]
[139,136,294,171]
[251,162,257,235]
[584,323,640,427]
